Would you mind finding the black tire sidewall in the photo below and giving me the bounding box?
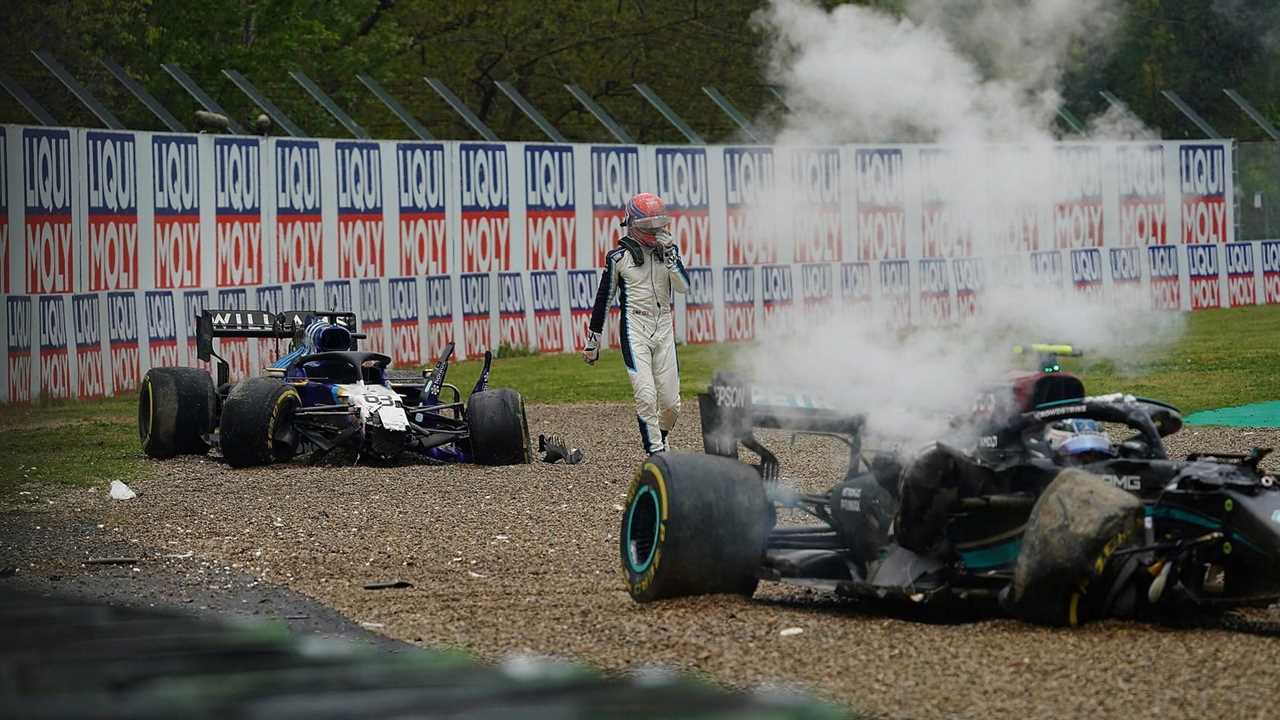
[139,367,215,459]
[466,389,530,465]
[620,453,770,602]
[220,378,301,468]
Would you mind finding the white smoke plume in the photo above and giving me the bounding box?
[735,0,1184,448]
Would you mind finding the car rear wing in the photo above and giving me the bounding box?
[698,371,865,481]
[195,309,365,385]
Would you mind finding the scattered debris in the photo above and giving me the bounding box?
[467,570,487,578]
[109,481,137,500]
[362,579,413,590]
[85,557,139,566]
[779,627,804,637]
[285,614,309,620]
[0,567,16,578]
[360,622,385,629]
[163,551,194,559]
[539,434,584,465]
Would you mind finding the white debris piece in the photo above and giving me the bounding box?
[109,481,137,500]
[779,627,804,637]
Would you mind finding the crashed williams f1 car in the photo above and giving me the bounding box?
[619,351,1280,629]
[139,309,530,468]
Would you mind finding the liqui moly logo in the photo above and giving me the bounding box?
[337,142,385,278]
[530,271,562,353]
[105,292,139,392]
[1148,246,1180,310]
[39,295,70,399]
[879,260,911,328]
[1030,251,1063,288]
[275,139,322,282]
[918,259,951,325]
[792,148,841,263]
[590,146,640,266]
[153,136,201,289]
[1110,247,1141,286]
[800,264,832,311]
[397,142,447,275]
[841,262,872,306]
[1180,145,1228,244]
[656,148,711,267]
[855,149,906,261]
[0,134,8,293]
[359,279,387,355]
[761,264,793,334]
[216,288,250,379]
[23,128,74,294]
[73,294,104,399]
[253,286,287,358]
[953,258,983,318]
[144,290,178,370]
[1187,244,1221,310]
[1054,146,1104,249]
[1118,144,1166,246]
[920,148,972,258]
[7,297,32,402]
[1070,248,1103,297]
[725,148,776,265]
[685,268,716,344]
[461,144,511,273]
[460,272,492,357]
[86,132,138,291]
[324,280,353,312]
[568,269,598,352]
[212,138,261,286]
[724,267,755,342]
[182,290,209,366]
[256,285,285,315]
[425,275,453,356]
[498,273,528,350]
[526,145,576,271]
[389,277,420,366]
[1262,241,1280,305]
[1225,242,1256,307]
[291,282,316,310]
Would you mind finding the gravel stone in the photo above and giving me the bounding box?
[4,403,1279,720]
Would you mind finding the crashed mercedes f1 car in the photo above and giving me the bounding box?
[139,309,530,468]
[619,352,1280,628]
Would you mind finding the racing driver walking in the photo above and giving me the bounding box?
[583,192,689,454]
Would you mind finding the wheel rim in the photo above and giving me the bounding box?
[625,485,661,574]
[138,379,153,442]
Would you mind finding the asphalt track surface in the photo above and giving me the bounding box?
[3,403,1279,719]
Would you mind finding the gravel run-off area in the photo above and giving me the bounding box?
[4,403,1280,720]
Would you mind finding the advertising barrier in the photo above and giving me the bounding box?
[0,124,1250,402]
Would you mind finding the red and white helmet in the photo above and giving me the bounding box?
[622,192,672,247]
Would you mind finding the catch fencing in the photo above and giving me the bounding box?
[2,123,1267,402]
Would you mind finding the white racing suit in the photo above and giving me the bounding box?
[590,239,690,453]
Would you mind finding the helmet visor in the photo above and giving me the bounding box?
[627,214,672,231]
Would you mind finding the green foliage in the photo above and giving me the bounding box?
[0,394,140,493]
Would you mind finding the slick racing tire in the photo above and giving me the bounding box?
[466,388,531,466]
[621,453,771,603]
[219,378,302,468]
[139,367,215,459]
[1012,469,1143,626]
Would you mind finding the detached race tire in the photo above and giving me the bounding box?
[219,378,302,468]
[1012,469,1143,626]
[466,388,531,465]
[621,452,771,602]
[139,367,215,459]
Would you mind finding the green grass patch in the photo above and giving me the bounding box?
[0,394,142,494]
[2,305,1276,491]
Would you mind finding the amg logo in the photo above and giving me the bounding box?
[1103,474,1141,491]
